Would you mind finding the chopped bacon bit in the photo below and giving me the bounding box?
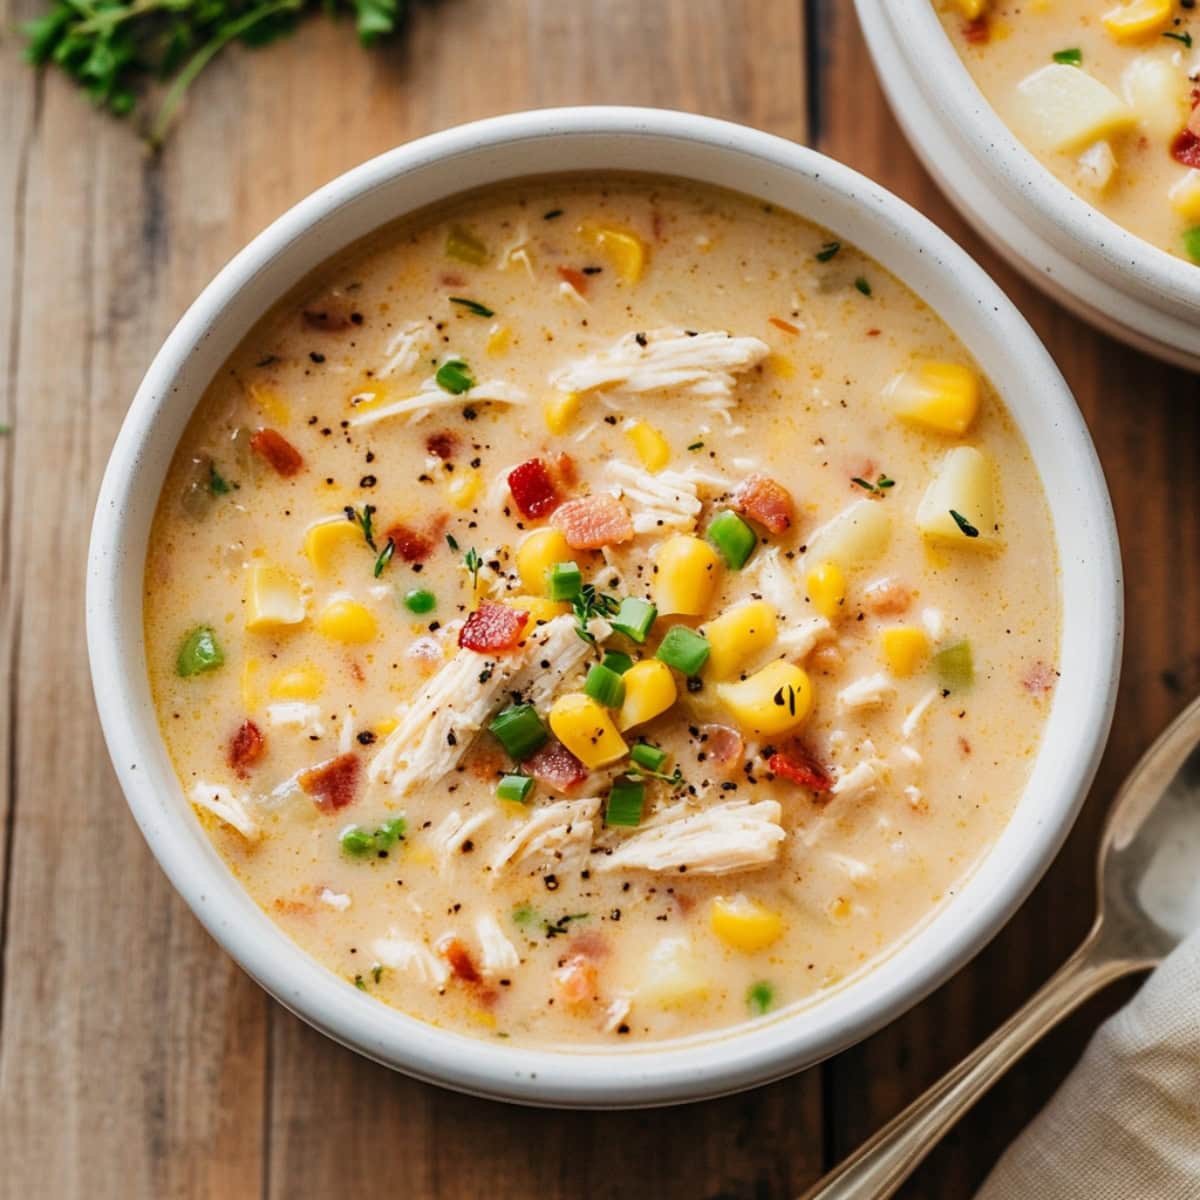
[407,636,443,672]
[250,428,304,477]
[863,577,913,616]
[426,430,459,460]
[554,955,598,1006]
[557,265,589,295]
[958,736,972,757]
[769,316,800,335]
[732,472,795,534]
[459,601,529,653]
[702,724,745,775]
[552,493,634,549]
[866,328,881,337]
[962,16,989,43]
[467,747,507,781]
[553,451,578,487]
[1171,128,1200,169]
[439,272,466,288]
[809,643,844,674]
[522,741,588,795]
[507,457,562,519]
[439,936,483,984]
[384,522,435,563]
[228,720,265,778]
[767,743,834,793]
[299,753,360,812]
[1023,661,1058,696]
[348,659,365,684]
[569,930,610,961]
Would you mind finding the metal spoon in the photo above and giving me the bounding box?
[800,694,1200,1200]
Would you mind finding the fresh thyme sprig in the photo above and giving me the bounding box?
[571,582,620,645]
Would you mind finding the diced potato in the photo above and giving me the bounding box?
[1169,171,1200,222]
[1122,52,1189,140]
[710,895,784,953]
[702,601,778,681]
[617,660,678,731]
[316,597,377,644]
[580,222,647,283]
[303,515,360,574]
[915,446,998,549]
[626,420,670,473]
[549,693,628,768]
[887,361,979,435]
[806,560,847,621]
[652,535,721,616]
[240,657,260,710]
[447,468,482,509]
[516,528,574,595]
[544,390,580,435]
[503,594,571,638]
[1102,0,1172,42]
[245,565,306,631]
[269,663,326,700]
[1074,141,1118,194]
[374,716,398,736]
[804,500,892,572]
[880,626,931,678]
[636,937,709,1009]
[716,660,813,737]
[1013,64,1136,153]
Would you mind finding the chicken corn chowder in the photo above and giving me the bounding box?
[144,175,1060,1046]
[937,0,1200,263]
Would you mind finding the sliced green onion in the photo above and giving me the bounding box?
[1052,47,1082,65]
[546,561,582,602]
[375,817,407,848]
[496,774,534,804]
[208,462,232,495]
[746,980,775,1015]
[435,359,474,395]
[176,625,223,677]
[584,663,626,708]
[815,240,841,262]
[488,704,548,760]
[605,777,645,827]
[340,826,375,856]
[445,225,488,265]
[854,276,872,297]
[630,743,668,772]
[934,641,974,691]
[656,625,710,675]
[1184,227,1200,265]
[706,510,757,569]
[611,596,657,643]
[403,588,436,614]
[449,296,494,317]
[602,649,634,675]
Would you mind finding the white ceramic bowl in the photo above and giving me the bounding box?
[855,0,1200,371]
[86,107,1122,1107]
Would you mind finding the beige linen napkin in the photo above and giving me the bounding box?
[975,930,1200,1199]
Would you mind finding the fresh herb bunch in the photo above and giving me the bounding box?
[22,0,418,147]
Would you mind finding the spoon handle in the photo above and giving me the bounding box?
[798,923,1149,1200]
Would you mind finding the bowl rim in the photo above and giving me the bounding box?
[868,0,1200,313]
[86,105,1122,1107]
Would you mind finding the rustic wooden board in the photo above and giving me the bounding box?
[0,0,1194,1195]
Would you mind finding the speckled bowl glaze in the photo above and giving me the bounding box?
[86,107,1122,1107]
[855,0,1200,371]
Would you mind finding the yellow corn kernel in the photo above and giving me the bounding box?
[549,693,628,768]
[245,565,306,631]
[374,716,398,736]
[467,1008,497,1029]
[626,420,670,473]
[702,601,778,681]
[1102,0,1171,41]
[881,627,931,678]
[516,528,574,595]
[887,361,979,435]
[1169,171,1200,222]
[616,659,678,731]
[710,895,785,953]
[947,0,987,17]
[485,323,511,356]
[544,391,580,435]
[316,598,377,644]
[303,515,360,574]
[240,658,261,711]
[716,660,813,738]
[248,382,290,427]
[652,535,721,616]
[503,594,571,637]
[447,468,482,509]
[580,222,647,283]
[806,561,846,621]
[269,663,326,700]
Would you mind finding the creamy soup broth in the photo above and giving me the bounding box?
[144,175,1059,1046]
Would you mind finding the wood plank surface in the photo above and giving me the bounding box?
[0,0,1194,1196]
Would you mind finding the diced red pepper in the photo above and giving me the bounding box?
[228,720,265,778]
[522,740,588,795]
[426,430,459,460]
[507,458,561,519]
[250,428,304,477]
[1171,128,1200,169]
[552,494,634,549]
[439,936,482,983]
[732,472,796,534]
[299,753,360,812]
[384,522,434,563]
[767,744,833,793]
[962,16,989,43]
[557,265,589,295]
[459,601,529,653]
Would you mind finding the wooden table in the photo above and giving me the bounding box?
[1,1,1195,1195]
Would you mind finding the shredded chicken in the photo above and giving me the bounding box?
[597,799,784,876]
[475,912,520,975]
[190,781,259,840]
[824,851,876,885]
[605,461,704,533]
[831,757,885,804]
[348,376,529,427]
[372,933,450,987]
[837,673,896,711]
[901,688,939,739]
[266,702,325,737]
[489,796,602,876]
[775,616,834,661]
[375,319,427,378]
[318,887,351,911]
[429,809,494,868]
